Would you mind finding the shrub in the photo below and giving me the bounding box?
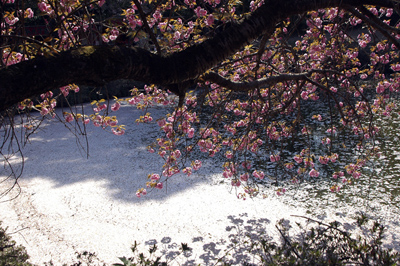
[235,213,400,266]
[2,214,399,266]
[114,214,400,266]
[0,221,32,266]
[112,241,191,266]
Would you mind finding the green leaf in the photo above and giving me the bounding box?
[114,256,132,266]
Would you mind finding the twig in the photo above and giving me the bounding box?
[275,224,301,259]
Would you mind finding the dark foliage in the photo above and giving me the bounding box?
[0,222,32,266]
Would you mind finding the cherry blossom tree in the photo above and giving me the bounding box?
[0,0,399,198]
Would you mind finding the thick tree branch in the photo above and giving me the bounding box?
[0,0,395,112]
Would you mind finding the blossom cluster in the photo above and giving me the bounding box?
[5,1,400,199]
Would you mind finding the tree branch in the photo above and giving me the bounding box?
[0,0,395,112]
[202,72,311,91]
[132,0,162,55]
[345,5,400,50]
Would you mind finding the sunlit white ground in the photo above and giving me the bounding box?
[1,102,399,265]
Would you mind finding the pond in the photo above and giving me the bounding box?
[277,102,400,224]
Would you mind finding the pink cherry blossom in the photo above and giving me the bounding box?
[22,8,34,18]
[40,91,53,99]
[240,173,249,182]
[322,137,331,144]
[330,86,338,92]
[391,64,400,72]
[352,171,361,179]
[318,156,329,164]
[304,158,315,168]
[157,119,167,127]
[330,153,339,163]
[252,170,265,180]
[5,15,19,25]
[294,155,303,164]
[184,0,195,7]
[183,167,192,176]
[136,188,147,198]
[143,114,153,122]
[223,169,233,178]
[205,14,214,26]
[194,7,207,17]
[301,126,309,135]
[153,10,162,20]
[112,128,125,136]
[192,160,202,171]
[65,113,74,123]
[174,149,181,158]
[187,128,195,138]
[94,103,107,112]
[285,163,294,169]
[276,188,286,196]
[376,83,385,94]
[111,102,121,111]
[173,31,181,41]
[108,119,118,127]
[241,161,251,169]
[40,107,49,116]
[225,151,233,159]
[231,180,241,187]
[60,86,70,97]
[326,127,337,134]
[150,174,160,181]
[330,185,340,192]
[309,169,320,178]
[270,154,280,162]
[38,2,52,14]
